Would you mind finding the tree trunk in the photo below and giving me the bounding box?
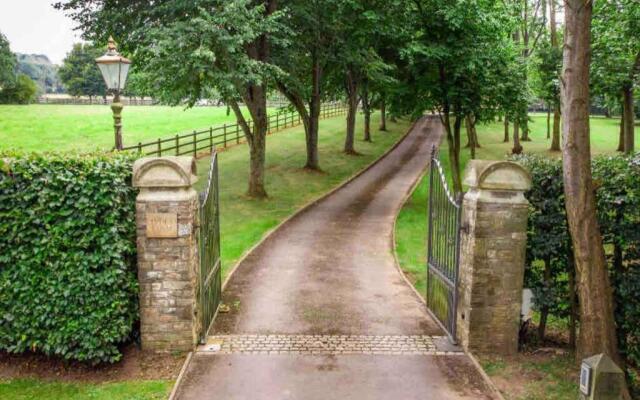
[465,115,480,159]
[562,0,625,377]
[538,255,552,342]
[550,104,561,151]
[504,117,510,143]
[442,110,463,194]
[307,54,322,169]
[379,98,387,131]
[344,68,359,154]
[276,80,316,170]
[568,239,577,350]
[362,80,371,142]
[549,0,562,152]
[622,85,635,154]
[520,119,531,141]
[512,120,523,154]
[231,90,268,198]
[618,106,625,152]
[547,108,551,139]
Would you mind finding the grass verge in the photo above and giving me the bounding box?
[0,379,172,400]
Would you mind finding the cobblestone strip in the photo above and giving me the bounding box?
[197,335,463,355]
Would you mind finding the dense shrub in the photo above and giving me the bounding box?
[0,152,138,363]
[0,74,38,104]
[517,153,640,368]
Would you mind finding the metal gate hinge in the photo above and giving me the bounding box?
[460,223,469,235]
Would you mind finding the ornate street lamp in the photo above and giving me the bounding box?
[96,36,131,150]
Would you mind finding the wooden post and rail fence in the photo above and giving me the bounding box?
[121,102,347,158]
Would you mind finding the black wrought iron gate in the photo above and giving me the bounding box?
[198,153,222,343]
[426,147,462,343]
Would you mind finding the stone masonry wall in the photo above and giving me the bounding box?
[457,195,528,354]
[136,196,199,352]
[456,160,531,356]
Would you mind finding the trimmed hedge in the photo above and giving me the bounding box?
[517,153,640,368]
[0,152,138,363]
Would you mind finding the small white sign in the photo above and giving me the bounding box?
[580,362,591,395]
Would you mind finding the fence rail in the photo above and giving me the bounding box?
[37,96,157,106]
[122,102,347,157]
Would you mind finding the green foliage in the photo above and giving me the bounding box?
[0,152,139,363]
[58,43,105,98]
[56,0,286,106]
[0,74,38,104]
[517,155,571,320]
[591,0,640,103]
[533,41,562,108]
[0,31,16,91]
[519,153,640,367]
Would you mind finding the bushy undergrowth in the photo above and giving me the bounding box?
[517,153,640,369]
[0,152,138,363]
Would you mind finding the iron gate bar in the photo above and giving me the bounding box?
[426,146,462,344]
[198,152,222,343]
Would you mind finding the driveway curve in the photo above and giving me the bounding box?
[214,116,443,336]
[174,116,495,400]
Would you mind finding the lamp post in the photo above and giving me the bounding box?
[96,36,131,150]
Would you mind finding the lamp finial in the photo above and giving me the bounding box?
[107,36,117,52]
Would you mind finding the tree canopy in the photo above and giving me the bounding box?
[58,43,105,99]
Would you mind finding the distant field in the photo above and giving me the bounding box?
[474,114,637,158]
[0,105,268,152]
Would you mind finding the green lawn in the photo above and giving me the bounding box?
[195,112,409,276]
[0,379,172,400]
[394,114,628,399]
[0,105,262,152]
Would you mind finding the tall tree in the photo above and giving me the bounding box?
[561,1,627,389]
[510,0,548,142]
[0,31,16,92]
[399,0,516,192]
[548,0,562,151]
[56,0,284,198]
[272,0,338,170]
[58,43,105,100]
[592,0,640,154]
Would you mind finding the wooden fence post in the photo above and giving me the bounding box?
[157,138,162,156]
[223,124,227,148]
[209,127,213,153]
[192,130,197,156]
[236,124,240,144]
[175,134,179,156]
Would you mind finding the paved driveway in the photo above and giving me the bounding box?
[174,117,495,400]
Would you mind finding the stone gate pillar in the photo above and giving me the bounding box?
[132,157,199,352]
[456,160,531,355]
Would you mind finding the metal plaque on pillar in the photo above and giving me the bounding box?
[146,213,178,238]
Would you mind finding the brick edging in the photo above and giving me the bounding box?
[167,351,193,400]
